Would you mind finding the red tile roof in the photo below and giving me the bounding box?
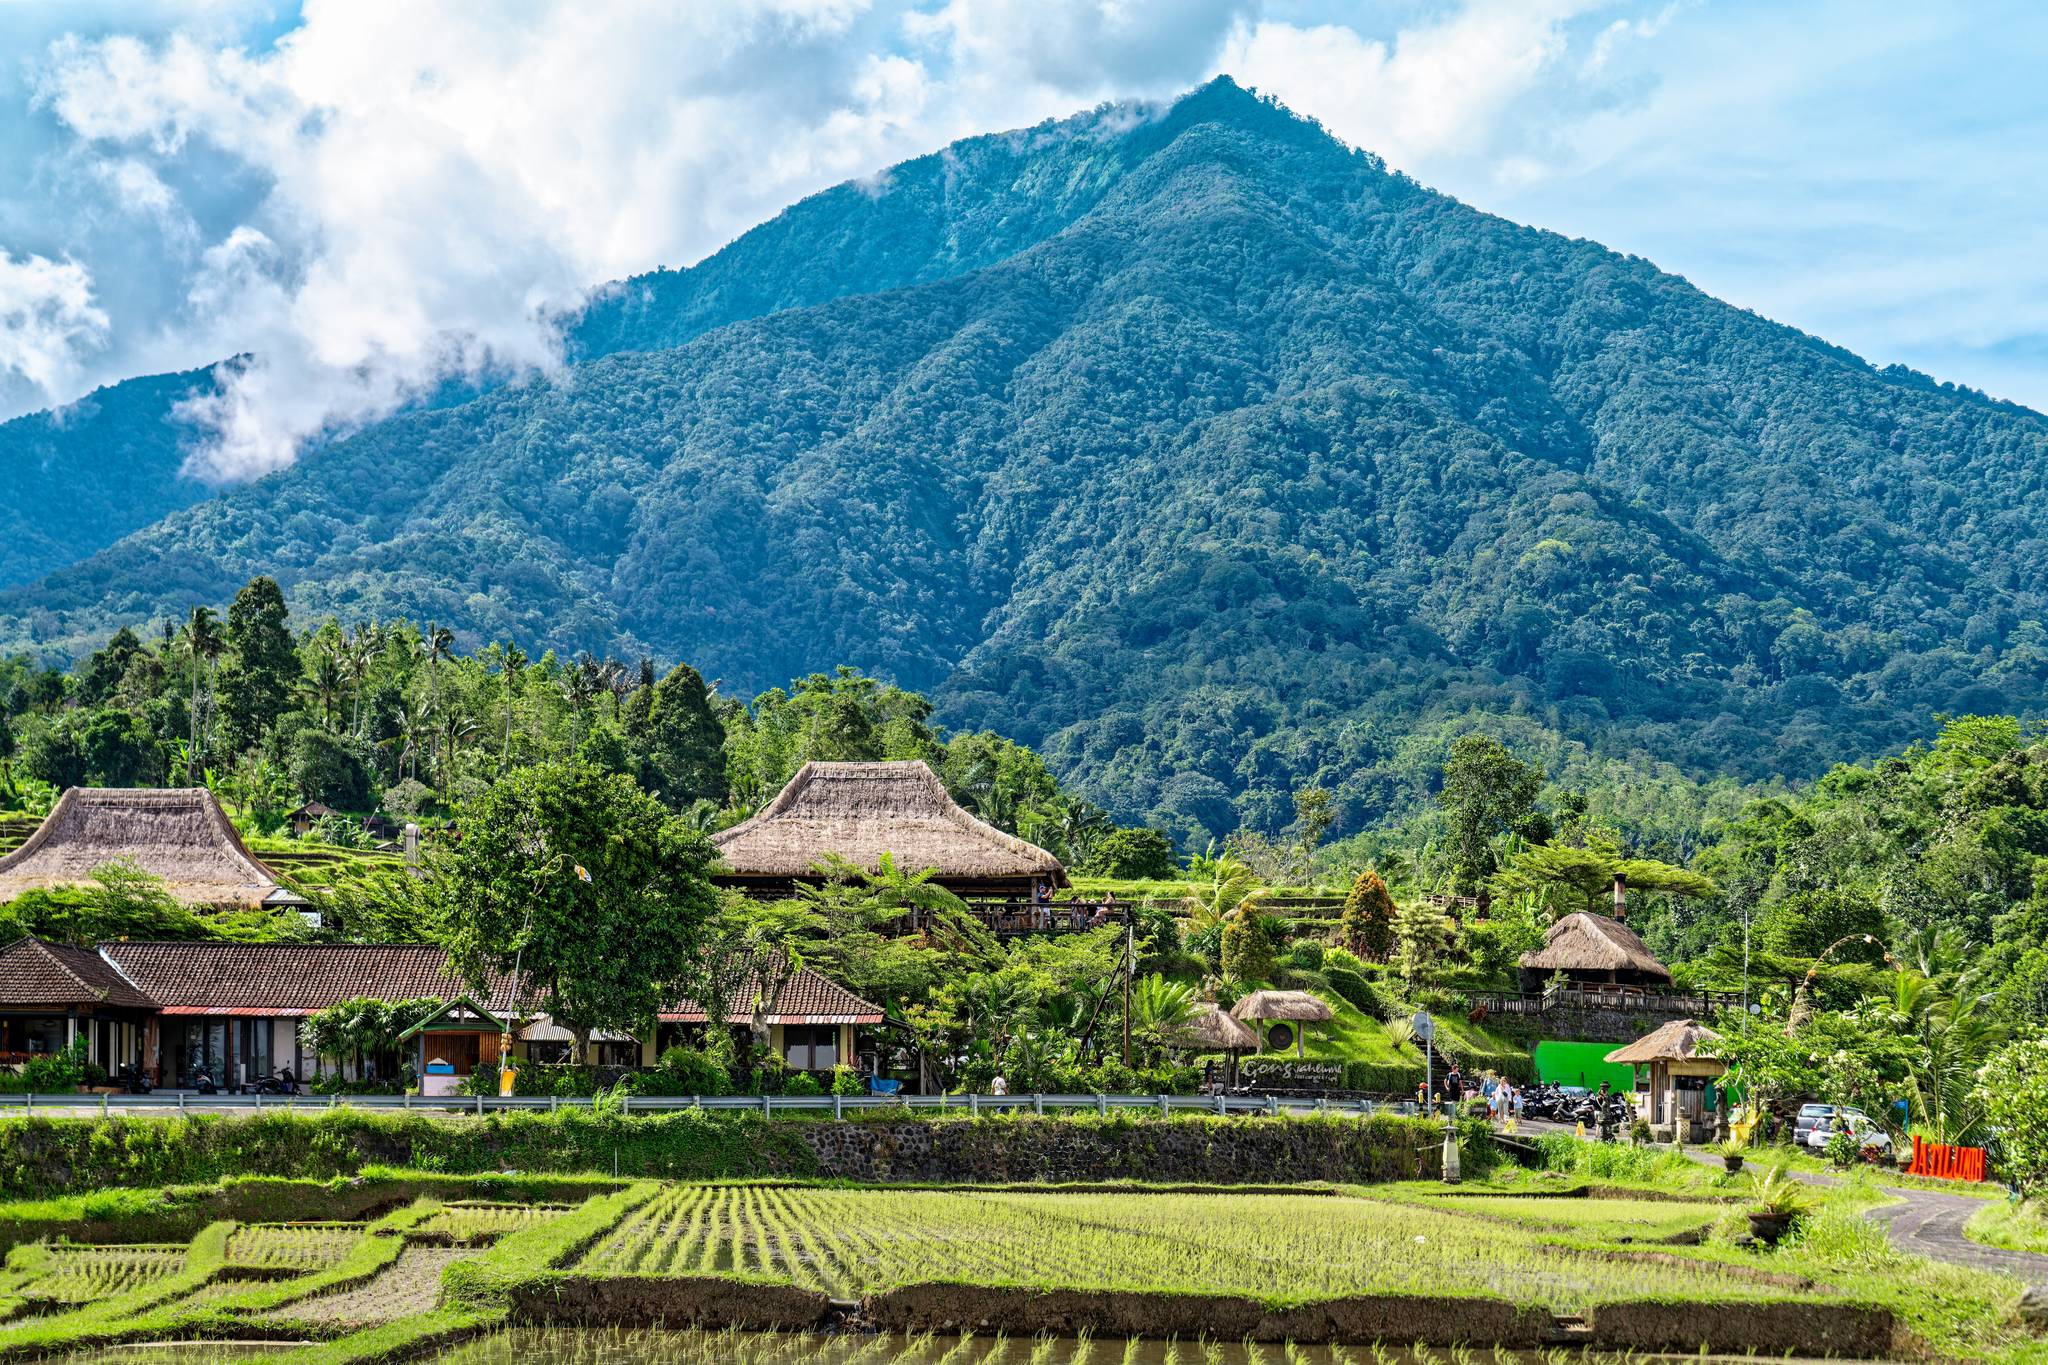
[67,941,882,1024]
[97,942,515,1018]
[662,963,882,1024]
[0,937,157,1010]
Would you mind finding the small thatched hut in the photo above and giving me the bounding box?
[1171,1003,1259,1085]
[1230,989,1334,1056]
[1517,911,1671,993]
[712,761,1066,899]
[1606,1018,1726,1138]
[0,788,283,908]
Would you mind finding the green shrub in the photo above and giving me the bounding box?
[1323,966,1395,1019]
[652,1045,733,1096]
[1287,941,1325,970]
[830,1065,865,1097]
[784,1072,823,1097]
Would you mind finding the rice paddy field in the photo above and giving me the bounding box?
[30,1333,1802,1365]
[572,1186,1779,1309]
[7,1245,186,1305]
[1389,1197,1733,1243]
[0,1176,2038,1364]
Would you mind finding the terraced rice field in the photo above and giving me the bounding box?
[1397,1196,1732,1242]
[226,1223,364,1272]
[414,1203,571,1244]
[424,1327,1695,1365]
[268,1246,473,1327]
[12,1246,186,1304]
[574,1186,1807,1310]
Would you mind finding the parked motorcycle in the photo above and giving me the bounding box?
[250,1068,299,1096]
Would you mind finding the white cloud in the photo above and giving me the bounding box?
[6,0,2043,465]
[0,248,108,403]
[1217,1,1647,186]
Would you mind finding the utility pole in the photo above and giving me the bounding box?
[1742,901,1752,1014]
[1120,908,1133,1067]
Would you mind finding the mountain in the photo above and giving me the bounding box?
[0,367,221,589]
[4,77,2048,844]
[0,100,1187,592]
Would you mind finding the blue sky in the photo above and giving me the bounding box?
[0,0,2042,479]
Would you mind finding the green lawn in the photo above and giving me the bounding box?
[1295,992,1419,1067]
[1966,1199,2048,1254]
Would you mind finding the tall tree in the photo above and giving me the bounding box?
[217,578,297,753]
[642,663,726,806]
[433,761,721,1062]
[1437,736,1542,893]
[1339,868,1397,961]
[183,606,222,771]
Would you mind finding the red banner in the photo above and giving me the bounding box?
[1907,1135,1987,1182]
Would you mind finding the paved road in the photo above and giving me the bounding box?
[1665,1145,2048,1288]
[1863,1185,2048,1288]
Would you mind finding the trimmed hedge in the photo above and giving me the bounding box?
[0,1109,1489,1198]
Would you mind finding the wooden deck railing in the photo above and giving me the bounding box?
[1457,987,1744,1017]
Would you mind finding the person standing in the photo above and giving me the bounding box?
[991,1073,1009,1097]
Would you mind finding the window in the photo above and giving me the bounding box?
[782,1024,837,1072]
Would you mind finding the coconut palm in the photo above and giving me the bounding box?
[1178,846,1264,971]
[1128,974,1200,1063]
[305,649,345,728]
[183,606,223,771]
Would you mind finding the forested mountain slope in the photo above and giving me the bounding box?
[4,77,2047,843]
[0,99,1179,590]
[0,367,218,588]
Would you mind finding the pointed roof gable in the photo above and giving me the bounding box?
[1519,911,1672,981]
[0,788,280,907]
[711,761,1066,885]
[0,936,156,1010]
[1606,1018,1722,1066]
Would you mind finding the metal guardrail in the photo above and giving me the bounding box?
[0,1090,1415,1119]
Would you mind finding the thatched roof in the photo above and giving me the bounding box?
[1229,990,1335,1023]
[1170,1003,1259,1050]
[1605,1018,1723,1066]
[0,788,280,907]
[712,761,1066,885]
[1518,912,1671,981]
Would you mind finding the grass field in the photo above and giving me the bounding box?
[1966,1200,2048,1255]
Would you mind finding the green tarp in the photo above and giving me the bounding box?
[1532,1040,1637,1092]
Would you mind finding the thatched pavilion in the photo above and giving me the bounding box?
[1606,1018,1726,1139]
[0,788,284,908]
[712,761,1067,900]
[1517,911,1672,993]
[1171,1003,1259,1084]
[1230,989,1333,1056]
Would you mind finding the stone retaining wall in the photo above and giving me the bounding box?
[791,1114,1456,1185]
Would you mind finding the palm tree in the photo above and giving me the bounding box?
[1179,846,1264,970]
[342,629,374,737]
[1127,974,1200,1064]
[183,606,222,772]
[395,698,436,783]
[438,712,478,784]
[560,665,597,750]
[1892,964,2008,1145]
[306,649,345,728]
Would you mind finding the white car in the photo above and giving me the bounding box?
[1805,1112,1892,1155]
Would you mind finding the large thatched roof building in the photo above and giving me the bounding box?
[1518,911,1672,992]
[712,761,1066,898]
[0,788,283,908]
